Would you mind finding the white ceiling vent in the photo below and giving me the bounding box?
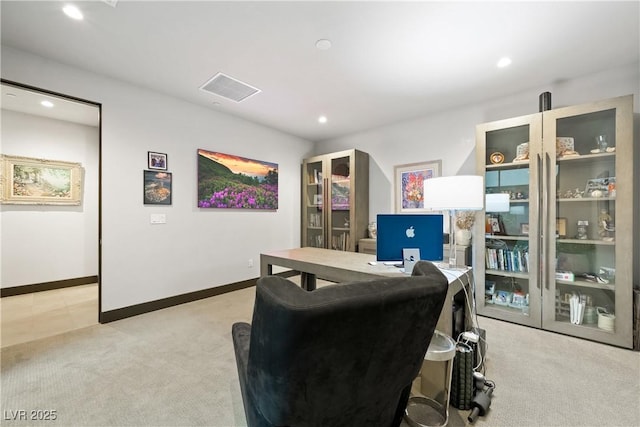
[199,73,261,103]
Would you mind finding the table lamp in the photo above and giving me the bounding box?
[423,175,484,268]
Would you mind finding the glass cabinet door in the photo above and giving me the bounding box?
[542,96,633,348]
[303,159,325,248]
[475,113,542,328]
[329,155,352,251]
[301,149,368,253]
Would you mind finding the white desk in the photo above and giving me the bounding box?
[260,247,472,337]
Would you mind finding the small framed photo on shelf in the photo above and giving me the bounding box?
[520,223,529,235]
[148,151,167,170]
[556,217,567,238]
[313,194,323,206]
[487,216,506,235]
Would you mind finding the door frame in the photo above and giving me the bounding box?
[0,78,103,322]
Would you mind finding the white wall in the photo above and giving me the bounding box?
[315,63,640,222]
[0,110,99,287]
[1,46,314,312]
[3,45,638,311]
[315,62,640,286]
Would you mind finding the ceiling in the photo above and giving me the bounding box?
[1,82,100,127]
[1,1,638,142]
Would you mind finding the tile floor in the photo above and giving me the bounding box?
[0,284,98,348]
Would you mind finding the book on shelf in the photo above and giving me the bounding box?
[308,213,322,228]
[331,232,350,251]
[485,247,529,273]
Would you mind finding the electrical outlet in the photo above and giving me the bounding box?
[248,259,253,268]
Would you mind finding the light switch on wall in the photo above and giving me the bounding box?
[150,214,166,224]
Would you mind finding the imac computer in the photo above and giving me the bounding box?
[376,214,444,264]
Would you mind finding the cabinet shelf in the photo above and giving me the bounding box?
[485,235,528,241]
[557,238,615,246]
[486,269,529,279]
[486,161,530,170]
[557,197,615,203]
[332,178,350,184]
[556,279,615,291]
[483,302,529,315]
[556,152,615,164]
[553,318,614,334]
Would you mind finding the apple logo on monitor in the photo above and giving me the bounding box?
[406,226,415,238]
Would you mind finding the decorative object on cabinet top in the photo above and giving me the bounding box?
[512,142,529,162]
[590,147,616,154]
[584,177,615,198]
[489,152,504,164]
[367,222,377,239]
[556,137,579,158]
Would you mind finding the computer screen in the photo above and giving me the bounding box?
[376,214,444,262]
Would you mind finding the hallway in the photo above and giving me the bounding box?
[0,284,98,348]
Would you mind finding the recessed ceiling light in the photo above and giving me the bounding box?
[497,57,512,68]
[318,115,328,124]
[315,39,332,50]
[41,100,54,108]
[63,4,84,20]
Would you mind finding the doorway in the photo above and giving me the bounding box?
[0,80,101,346]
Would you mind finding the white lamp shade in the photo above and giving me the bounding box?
[423,175,484,211]
[486,193,510,213]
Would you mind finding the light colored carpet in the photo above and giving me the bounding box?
[1,279,639,427]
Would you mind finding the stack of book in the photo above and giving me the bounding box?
[485,248,529,272]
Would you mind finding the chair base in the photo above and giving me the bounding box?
[404,396,448,427]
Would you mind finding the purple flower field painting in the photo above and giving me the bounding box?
[197,149,278,210]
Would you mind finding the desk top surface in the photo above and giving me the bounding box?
[261,247,469,285]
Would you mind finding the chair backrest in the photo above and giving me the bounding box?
[247,263,448,426]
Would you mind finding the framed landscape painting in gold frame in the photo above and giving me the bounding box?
[0,154,84,205]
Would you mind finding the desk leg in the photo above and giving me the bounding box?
[260,260,273,278]
[301,273,317,291]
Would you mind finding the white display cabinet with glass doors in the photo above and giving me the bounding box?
[301,149,369,252]
[474,95,634,348]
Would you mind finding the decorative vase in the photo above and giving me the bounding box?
[367,222,377,239]
[455,229,472,246]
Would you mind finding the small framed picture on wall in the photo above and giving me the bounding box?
[148,151,167,171]
[144,170,172,205]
